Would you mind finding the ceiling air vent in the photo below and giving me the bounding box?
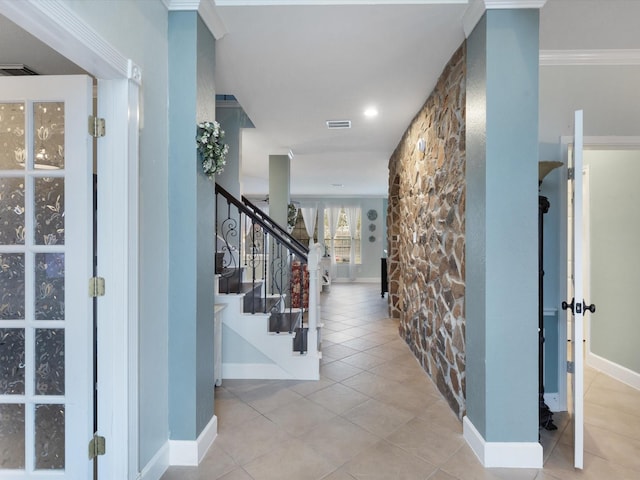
[326,120,351,129]
[0,64,39,76]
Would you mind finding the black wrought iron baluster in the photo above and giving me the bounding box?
[261,228,267,313]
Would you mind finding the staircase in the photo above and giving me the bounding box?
[215,184,321,381]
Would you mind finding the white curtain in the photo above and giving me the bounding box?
[300,204,318,247]
[345,206,359,281]
[327,206,341,279]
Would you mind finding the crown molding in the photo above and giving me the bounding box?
[0,0,140,82]
[214,1,466,5]
[540,49,640,66]
[484,0,547,8]
[164,0,227,40]
[463,0,547,37]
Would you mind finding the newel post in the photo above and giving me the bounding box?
[307,242,323,343]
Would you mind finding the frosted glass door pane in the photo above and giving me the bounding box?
[35,178,65,246]
[33,102,64,170]
[0,328,25,394]
[35,328,64,395]
[0,102,25,170]
[35,253,65,320]
[35,404,64,470]
[0,253,25,320]
[0,403,25,469]
[0,177,25,245]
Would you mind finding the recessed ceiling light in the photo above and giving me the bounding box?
[364,107,378,118]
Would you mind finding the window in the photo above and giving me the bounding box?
[324,208,361,263]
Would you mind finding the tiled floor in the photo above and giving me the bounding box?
[161,283,640,480]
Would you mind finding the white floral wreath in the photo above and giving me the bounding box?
[196,121,229,178]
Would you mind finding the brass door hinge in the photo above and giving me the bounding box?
[89,116,105,138]
[567,361,575,374]
[88,434,106,460]
[89,277,105,297]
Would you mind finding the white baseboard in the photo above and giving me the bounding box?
[463,416,543,468]
[544,392,560,412]
[222,361,318,380]
[137,442,169,480]
[587,351,640,390]
[169,415,218,466]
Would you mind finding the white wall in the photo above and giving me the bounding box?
[296,197,386,281]
[584,149,640,376]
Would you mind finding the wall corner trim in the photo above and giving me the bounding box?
[169,415,218,466]
[587,352,640,391]
[463,416,543,468]
[138,442,170,480]
[463,0,548,38]
[165,0,228,39]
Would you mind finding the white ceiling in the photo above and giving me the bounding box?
[214,1,468,197]
[1,0,639,200]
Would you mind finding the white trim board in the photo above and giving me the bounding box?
[540,49,640,67]
[169,415,218,466]
[138,442,170,480]
[463,417,543,468]
[587,352,640,391]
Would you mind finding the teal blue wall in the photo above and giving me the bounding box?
[168,11,216,441]
[466,10,540,442]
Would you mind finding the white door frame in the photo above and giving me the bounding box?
[557,135,640,412]
[0,1,141,478]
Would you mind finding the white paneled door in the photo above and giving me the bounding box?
[564,109,585,469]
[0,75,94,478]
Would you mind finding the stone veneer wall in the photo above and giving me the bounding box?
[387,43,466,418]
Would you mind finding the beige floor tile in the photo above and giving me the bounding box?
[322,343,361,360]
[585,379,640,419]
[263,396,336,436]
[307,382,370,414]
[428,470,459,480]
[341,370,402,398]
[340,337,383,351]
[239,384,303,414]
[243,438,336,480]
[386,416,465,466]
[543,442,639,480]
[584,401,640,441]
[340,351,388,370]
[215,396,261,433]
[581,423,640,472]
[321,359,363,382]
[214,415,290,466]
[304,416,380,466]
[320,468,358,479]
[343,398,414,437]
[417,399,463,432]
[288,376,336,396]
[343,440,438,480]
[217,468,254,480]
[177,284,640,480]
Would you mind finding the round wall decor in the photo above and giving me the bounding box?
[368,223,376,232]
[367,209,377,221]
[368,235,376,243]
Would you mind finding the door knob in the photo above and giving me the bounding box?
[562,298,574,313]
[583,301,596,314]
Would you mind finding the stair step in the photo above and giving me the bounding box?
[244,295,281,314]
[269,311,301,334]
[293,327,308,354]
